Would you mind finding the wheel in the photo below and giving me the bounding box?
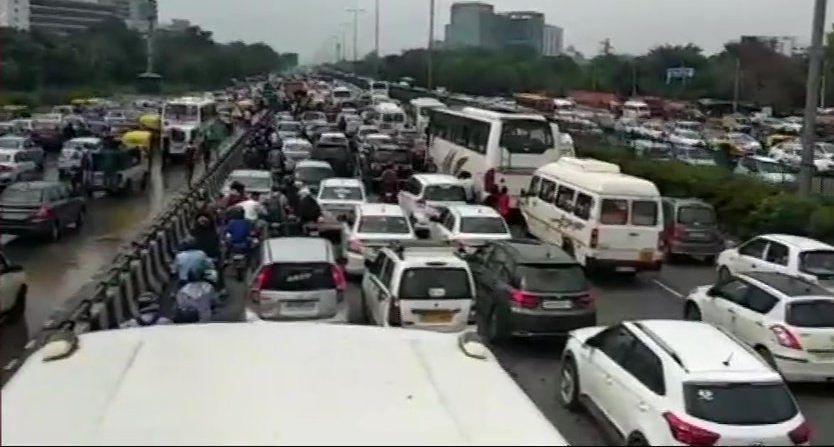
[347,290,368,325]
[74,209,85,230]
[718,266,731,283]
[122,180,133,195]
[683,302,702,321]
[235,266,245,282]
[664,246,677,264]
[47,221,61,242]
[485,306,508,344]
[756,346,778,370]
[559,357,582,411]
[626,432,649,446]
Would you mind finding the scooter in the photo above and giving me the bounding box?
[225,234,259,282]
[174,269,219,323]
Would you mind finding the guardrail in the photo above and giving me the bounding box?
[2,117,261,382]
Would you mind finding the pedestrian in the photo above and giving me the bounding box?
[184,145,197,186]
[201,139,212,169]
[297,188,322,226]
[457,171,475,203]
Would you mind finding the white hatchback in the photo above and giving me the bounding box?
[342,203,416,276]
[429,204,511,248]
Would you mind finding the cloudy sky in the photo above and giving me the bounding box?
[159,0,834,62]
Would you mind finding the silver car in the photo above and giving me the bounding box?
[249,237,346,320]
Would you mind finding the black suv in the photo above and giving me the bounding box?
[466,239,596,342]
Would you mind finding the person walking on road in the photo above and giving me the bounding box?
[185,145,197,187]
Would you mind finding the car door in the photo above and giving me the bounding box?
[521,175,542,235]
[761,241,791,276]
[614,336,666,441]
[732,284,779,345]
[534,179,559,244]
[361,252,386,324]
[730,238,770,274]
[435,210,456,241]
[581,325,639,426]
[704,279,752,331]
[376,257,396,326]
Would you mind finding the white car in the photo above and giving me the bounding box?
[559,320,810,446]
[356,243,475,332]
[317,177,366,220]
[342,203,416,276]
[276,120,303,139]
[726,132,762,155]
[58,137,103,176]
[0,252,26,316]
[398,174,468,226]
[0,135,44,170]
[667,129,706,147]
[768,141,834,173]
[0,149,40,186]
[281,137,313,170]
[221,169,274,196]
[717,234,834,290]
[734,155,797,184]
[685,271,834,382]
[429,205,511,248]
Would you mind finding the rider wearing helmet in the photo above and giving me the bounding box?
[173,237,214,287]
[120,292,173,328]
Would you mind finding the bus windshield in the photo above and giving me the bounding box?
[500,120,554,155]
[165,104,199,122]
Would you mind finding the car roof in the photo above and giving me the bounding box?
[630,320,777,378]
[661,197,713,208]
[749,155,780,163]
[414,174,461,185]
[366,133,391,140]
[320,132,347,139]
[264,237,332,263]
[320,178,363,188]
[449,205,501,218]
[496,239,576,264]
[0,135,24,141]
[756,234,834,251]
[296,160,333,169]
[67,137,102,144]
[537,158,660,197]
[283,137,311,145]
[228,169,271,179]
[1,323,567,446]
[359,203,407,217]
[739,271,834,298]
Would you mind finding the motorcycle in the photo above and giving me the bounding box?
[174,270,219,323]
[225,235,259,282]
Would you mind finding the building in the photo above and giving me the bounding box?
[740,35,801,56]
[28,0,119,34]
[445,2,497,49]
[543,24,563,56]
[497,10,544,54]
[124,0,156,33]
[0,0,30,30]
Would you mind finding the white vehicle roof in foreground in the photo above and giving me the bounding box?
[414,173,462,186]
[295,159,333,169]
[282,137,312,146]
[450,204,502,218]
[67,137,102,144]
[1,323,566,446]
[359,203,407,217]
[410,97,446,108]
[754,234,834,251]
[228,169,271,179]
[320,178,363,189]
[538,157,660,197]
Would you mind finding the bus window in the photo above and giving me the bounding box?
[500,120,554,154]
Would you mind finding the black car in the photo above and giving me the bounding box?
[0,181,86,242]
[357,143,413,186]
[466,239,596,342]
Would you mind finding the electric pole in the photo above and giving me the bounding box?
[631,61,637,97]
[733,58,741,113]
[346,7,365,62]
[800,0,828,196]
[375,0,380,74]
[428,0,435,90]
[340,22,350,61]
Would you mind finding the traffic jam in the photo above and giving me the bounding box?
[2,73,833,446]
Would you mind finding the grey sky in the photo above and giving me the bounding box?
[159,0,834,62]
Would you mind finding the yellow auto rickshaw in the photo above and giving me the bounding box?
[765,134,797,149]
[139,114,161,131]
[121,130,153,152]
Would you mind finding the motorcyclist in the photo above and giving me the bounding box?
[239,191,267,223]
[120,292,173,328]
[284,175,300,213]
[224,206,256,265]
[297,187,322,227]
[173,237,215,288]
[380,163,399,202]
[191,211,224,291]
[173,266,216,324]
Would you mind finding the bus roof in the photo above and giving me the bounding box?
[537,157,660,197]
[1,323,567,445]
[410,97,445,108]
[165,96,216,107]
[437,107,548,123]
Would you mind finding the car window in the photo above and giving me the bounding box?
[538,179,556,202]
[591,325,637,364]
[765,242,789,266]
[262,263,335,291]
[399,268,472,299]
[556,186,575,211]
[786,300,834,328]
[515,264,588,293]
[683,382,798,425]
[528,176,541,196]
[574,193,593,220]
[744,286,779,314]
[620,338,665,395]
[379,256,395,290]
[738,238,768,259]
[442,213,456,231]
[632,201,658,226]
[715,279,750,305]
[368,252,385,276]
[600,199,629,225]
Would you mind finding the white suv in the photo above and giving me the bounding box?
[559,320,810,446]
[398,174,468,226]
[428,205,511,247]
[353,243,474,332]
[717,234,834,291]
[685,271,834,382]
[342,203,416,276]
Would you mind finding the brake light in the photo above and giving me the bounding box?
[771,325,803,350]
[332,265,347,292]
[590,228,599,249]
[577,292,596,309]
[510,289,541,310]
[673,224,687,240]
[251,267,274,302]
[789,421,812,445]
[0,165,13,172]
[33,206,54,221]
[484,168,497,194]
[663,412,720,447]
[348,238,364,254]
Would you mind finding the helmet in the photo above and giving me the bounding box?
[179,236,197,252]
[173,305,200,324]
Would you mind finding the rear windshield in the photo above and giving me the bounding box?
[677,206,716,226]
[0,187,43,204]
[399,268,472,299]
[320,186,363,201]
[358,216,410,234]
[683,382,797,425]
[515,265,588,294]
[600,199,629,225]
[423,184,466,202]
[787,300,834,328]
[314,146,348,158]
[460,217,508,234]
[264,263,335,291]
[499,120,554,154]
[632,201,658,226]
[800,250,834,279]
[373,150,410,164]
[296,167,335,184]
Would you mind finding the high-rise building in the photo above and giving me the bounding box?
[543,24,564,56]
[496,11,544,54]
[444,2,561,55]
[28,0,118,34]
[0,0,31,30]
[445,2,496,49]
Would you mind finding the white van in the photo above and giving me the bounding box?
[372,102,407,134]
[621,100,651,119]
[520,157,663,273]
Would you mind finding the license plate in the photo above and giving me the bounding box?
[283,301,315,311]
[543,300,572,310]
[616,266,637,273]
[639,249,654,262]
[420,311,453,324]
[688,231,709,241]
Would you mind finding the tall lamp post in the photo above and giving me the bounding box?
[427,0,435,90]
[346,7,366,62]
[799,0,829,196]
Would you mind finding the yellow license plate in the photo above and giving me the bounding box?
[639,250,654,262]
[421,311,453,324]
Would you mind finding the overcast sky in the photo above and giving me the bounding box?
[159,0,834,62]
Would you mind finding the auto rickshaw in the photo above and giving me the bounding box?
[121,130,153,152]
[90,147,149,195]
[765,134,796,149]
[139,114,161,131]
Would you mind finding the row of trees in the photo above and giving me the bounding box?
[1,19,297,103]
[345,37,830,113]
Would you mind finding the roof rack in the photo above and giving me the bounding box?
[632,322,689,373]
[390,240,459,260]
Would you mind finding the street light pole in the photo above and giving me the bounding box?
[375,0,380,74]
[733,57,741,113]
[346,7,365,62]
[800,0,829,196]
[428,0,435,90]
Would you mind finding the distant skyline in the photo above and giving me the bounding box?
[158,0,834,62]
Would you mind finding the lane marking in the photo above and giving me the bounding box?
[653,280,684,299]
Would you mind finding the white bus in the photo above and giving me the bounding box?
[427,107,574,215]
[621,100,651,119]
[331,86,353,104]
[161,96,218,156]
[408,97,446,135]
[372,102,407,134]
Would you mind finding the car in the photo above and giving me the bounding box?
[685,271,834,383]
[299,111,327,127]
[58,137,103,178]
[276,120,303,139]
[672,145,716,166]
[428,205,511,248]
[0,181,86,242]
[317,178,365,220]
[312,133,353,177]
[249,237,347,321]
[357,143,413,186]
[222,169,274,196]
[768,141,834,173]
[351,124,381,150]
[281,137,313,171]
[0,149,40,187]
[342,203,417,276]
[398,174,468,226]
[293,159,336,195]
[466,239,595,341]
[631,140,673,160]
[717,234,834,290]
[559,320,810,446]
[661,198,724,262]
[0,251,26,317]
[734,155,797,184]
[356,242,475,332]
[725,132,762,155]
[667,128,706,147]
[0,135,44,170]
[359,132,395,153]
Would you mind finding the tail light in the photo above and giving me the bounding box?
[663,412,720,447]
[771,325,803,350]
[251,266,274,302]
[510,289,541,310]
[673,224,687,240]
[33,206,55,221]
[577,292,596,309]
[484,168,497,194]
[332,265,347,292]
[590,228,599,249]
[789,421,812,445]
[348,238,364,254]
[0,165,13,172]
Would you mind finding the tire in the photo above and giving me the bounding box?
[74,209,85,230]
[718,266,732,283]
[347,290,368,325]
[140,173,149,191]
[559,357,582,411]
[47,221,61,242]
[627,432,649,446]
[683,302,702,321]
[7,286,26,318]
[756,346,778,370]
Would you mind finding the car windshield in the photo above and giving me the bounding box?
[314,146,348,159]
[758,160,788,174]
[683,382,797,425]
[499,119,553,154]
[278,123,301,131]
[423,184,466,202]
[228,175,272,191]
[515,265,588,294]
[459,217,507,234]
[677,206,716,225]
[284,143,311,153]
[0,186,43,204]
[0,139,22,149]
[373,150,410,164]
[263,263,335,291]
[800,250,834,278]
[61,149,82,159]
[786,300,834,328]
[399,268,472,299]
[320,186,363,201]
[296,167,335,184]
[358,215,410,234]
